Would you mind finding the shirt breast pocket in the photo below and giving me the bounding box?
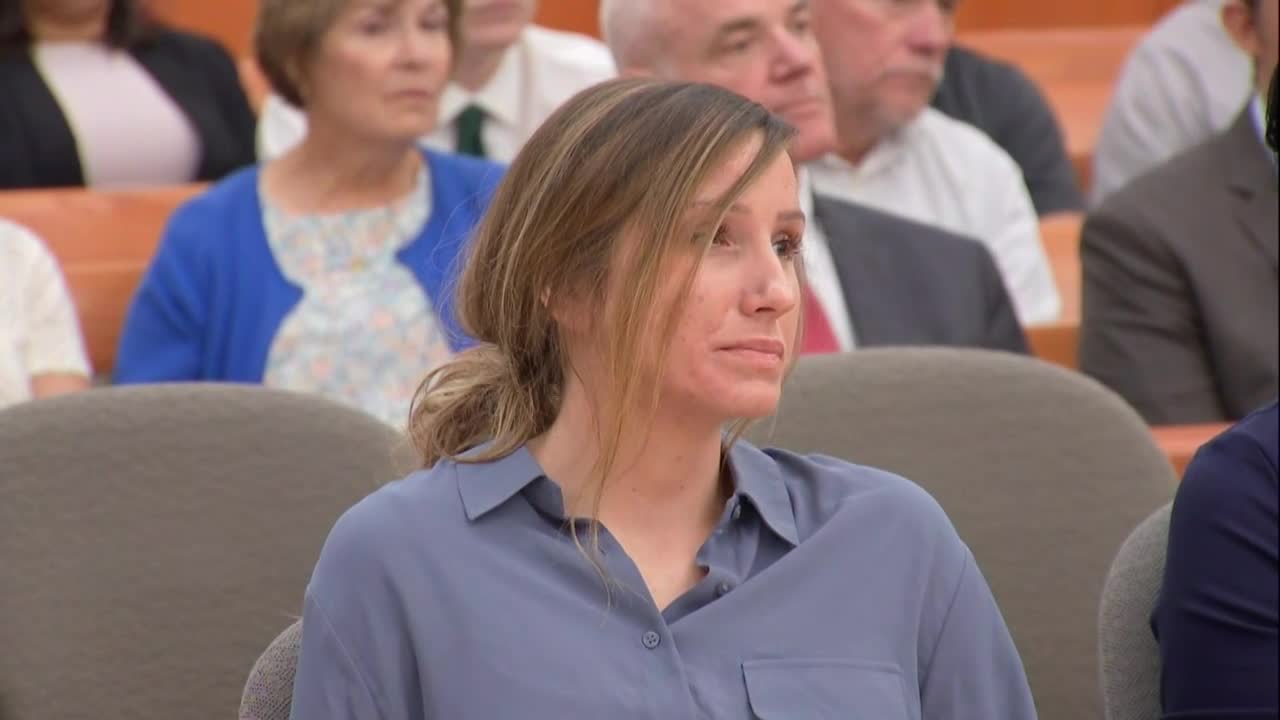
[742,658,910,720]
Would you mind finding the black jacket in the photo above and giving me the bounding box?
[0,28,255,188]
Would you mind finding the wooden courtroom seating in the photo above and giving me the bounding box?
[238,56,270,114]
[147,0,258,57]
[954,0,1179,30]
[0,185,207,376]
[1152,423,1231,477]
[1026,214,1083,370]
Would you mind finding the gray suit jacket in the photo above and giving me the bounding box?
[812,195,1028,353]
[1080,109,1279,424]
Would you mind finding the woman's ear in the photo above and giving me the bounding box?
[546,287,593,337]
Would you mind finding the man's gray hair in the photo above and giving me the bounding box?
[599,0,669,72]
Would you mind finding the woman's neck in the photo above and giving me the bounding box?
[529,380,729,540]
[265,127,423,215]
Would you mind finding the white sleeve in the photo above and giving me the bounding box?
[20,232,91,377]
[983,147,1062,327]
[257,93,310,161]
[1089,7,1251,205]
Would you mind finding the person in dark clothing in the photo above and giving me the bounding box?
[0,0,256,189]
[932,45,1085,217]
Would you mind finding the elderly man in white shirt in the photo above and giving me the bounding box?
[806,0,1060,326]
[599,0,1030,355]
[1090,0,1252,205]
[256,0,615,161]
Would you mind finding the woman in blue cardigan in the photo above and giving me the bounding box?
[116,0,502,427]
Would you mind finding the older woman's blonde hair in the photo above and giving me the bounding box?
[410,78,796,503]
[253,0,463,107]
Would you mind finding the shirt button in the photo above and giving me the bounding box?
[641,631,661,650]
[716,582,732,597]
[731,504,743,521]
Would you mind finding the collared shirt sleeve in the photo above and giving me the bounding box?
[1089,1,1252,205]
[919,549,1038,718]
[290,491,422,720]
[13,225,91,378]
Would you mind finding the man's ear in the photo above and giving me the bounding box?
[1222,0,1262,57]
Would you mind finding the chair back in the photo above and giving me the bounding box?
[240,620,304,720]
[746,348,1176,720]
[1099,504,1172,720]
[0,384,408,720]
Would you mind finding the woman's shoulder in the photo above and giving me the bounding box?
[153,167,262,260]
[423,148,505,196]
[736,442,954,543]
[1177,402,1279,514]
[320,460,471,564]
[0,218,58,285]
[170,166,260,223]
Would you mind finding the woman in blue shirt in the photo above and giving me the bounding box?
[291,78,1036,718]
[115,0,501,427]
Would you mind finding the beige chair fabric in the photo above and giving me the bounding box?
[746,348,1176,720]
[0,384,408,720]
[240,620,303,720]
[1099,504,1171,720]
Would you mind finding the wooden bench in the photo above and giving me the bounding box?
[1026,214,1083,369]
[1152,423,1230,477]
[0,185,207,376]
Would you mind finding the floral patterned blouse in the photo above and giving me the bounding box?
[260,168,453,427]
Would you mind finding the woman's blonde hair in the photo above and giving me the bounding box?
[254,0,463,107]
[410,78,796,492]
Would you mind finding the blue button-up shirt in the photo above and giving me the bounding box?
[290,441,1036,719]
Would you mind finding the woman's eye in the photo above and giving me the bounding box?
[773,233,802,258]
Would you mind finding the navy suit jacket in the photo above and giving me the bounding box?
[1154,400,1278,718]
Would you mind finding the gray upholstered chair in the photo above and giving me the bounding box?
[1098,504,1172,720]
[0,384,409,720]
[745,348,1177,720]
[240,620,303,720]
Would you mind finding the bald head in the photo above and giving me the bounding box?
[600,0,836,162]
[599,0,673,73]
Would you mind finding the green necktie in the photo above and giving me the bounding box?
[455,104,488,158]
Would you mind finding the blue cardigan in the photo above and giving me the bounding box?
[115,149,503,383]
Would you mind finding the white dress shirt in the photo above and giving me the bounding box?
[1090,0,1251,205]
[0,220,91,409]
[798,171,857,350]
[807,107,1060,326]
[257,25,616,161]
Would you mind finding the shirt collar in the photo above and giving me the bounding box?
[454,439,800,547]
[724,440,801,547]
[455,443,547,521]
[438,34,525,129]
